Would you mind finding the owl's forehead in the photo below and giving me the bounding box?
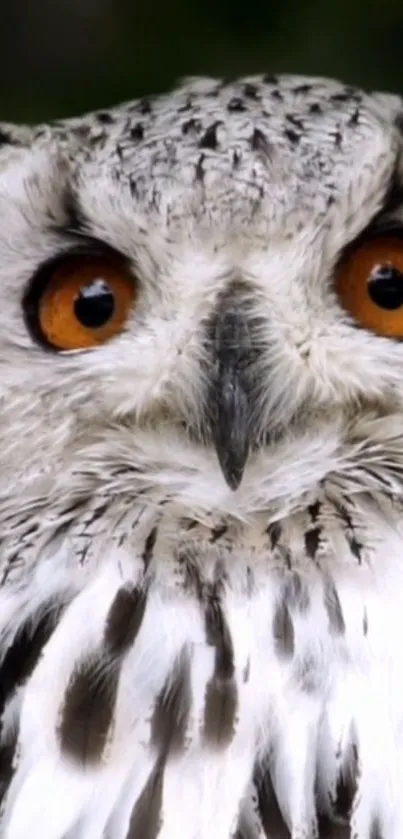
[57,74,402,245]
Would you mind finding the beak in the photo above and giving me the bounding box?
[208,306,254,490]
[211,365,250,490]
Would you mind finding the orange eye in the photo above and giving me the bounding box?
[24,252,137,351]
[335,235,403,338]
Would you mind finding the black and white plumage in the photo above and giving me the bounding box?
[1,72,403,838]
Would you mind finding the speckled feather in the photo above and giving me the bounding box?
[1,73,403,838]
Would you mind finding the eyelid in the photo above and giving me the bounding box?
[336,223,403,271]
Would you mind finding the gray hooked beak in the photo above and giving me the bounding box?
[208,306,254,491]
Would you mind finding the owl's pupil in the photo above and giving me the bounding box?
[367,264,403,311]
[74,279,115,328]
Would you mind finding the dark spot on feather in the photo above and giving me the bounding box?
[90,502,110,525]
[0,129,23,146]
[324,576,345,635]
[142,526,158,570]
[330,92,350,103]
[177,98,193,113]
[255,769,291,838]
[284,127,300,145]
[63,499,86,517]
[333,774,355,821]
[138,98,152,115]
[203,591,237,747]
[203,677,238,748]
[130,123,144,142]
[0,606,64,806]
[0,605,65,719]
[182,117,201,135]
[199,121,222,150]
[126,759,164,839]
[286,113,304,131]
[309,102,322,114]
[263,74,278,85]
[348,535,363,563]
[246,566,254,597]
[58,652,119,765]
[232,149,241,168]
[305,527,321,559]
[104,585,148,655]
[0,723,19,808]
[61,183,89,234]
[243,83,259,99]
[96,111,114,124]
[204,592,233,674]
[293,83,312,94]
[151,647,191,755]
[251,128,271,157]
[227,97,247,113]
[317,814,350,837]
[308,500,321,523]
[209,524,228,543]
[195,152,205,182]
[363,608,368,636]
[331,743,359,827]
[335,502,353,529]
[348,108,360,126]
[272,599,294,658]
[335,501,363,563]
[129,178,138,198]
[267,521,281,550]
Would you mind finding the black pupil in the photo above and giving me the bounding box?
[74,279,115,328]
[368,264,403,311]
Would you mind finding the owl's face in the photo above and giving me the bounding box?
[2,75,403,518]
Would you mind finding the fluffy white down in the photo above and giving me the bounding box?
[1,73,403,838]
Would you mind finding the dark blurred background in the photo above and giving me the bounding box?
[2,0,403,123]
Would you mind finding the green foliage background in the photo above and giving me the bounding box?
[2,0,403,123]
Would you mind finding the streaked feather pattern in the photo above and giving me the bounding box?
[2,471,403,838]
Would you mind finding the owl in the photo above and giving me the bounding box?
[1,71,403,839]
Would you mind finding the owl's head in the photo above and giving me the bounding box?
[2,75,403,519]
